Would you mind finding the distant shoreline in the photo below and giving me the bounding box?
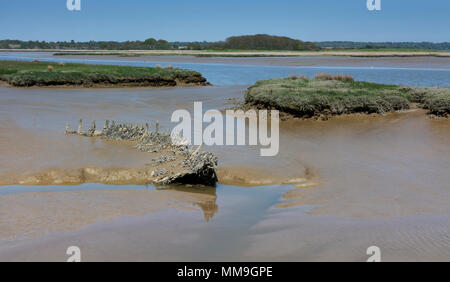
[2,49,450,58]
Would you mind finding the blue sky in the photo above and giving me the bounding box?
[0,0,449,42]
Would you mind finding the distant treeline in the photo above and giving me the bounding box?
[317,41,450,50]
[0,35,320,51]
[1,37,449,51]
[0,38,173,50]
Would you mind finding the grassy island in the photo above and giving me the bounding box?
[0,60,209,87]
[245,74,450,118]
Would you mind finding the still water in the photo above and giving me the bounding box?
[1,52,450,86]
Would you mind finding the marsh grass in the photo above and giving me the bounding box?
[422,91,450,116]
[0,60,207,87]
[315,73,354,82]
[245,75,450,117]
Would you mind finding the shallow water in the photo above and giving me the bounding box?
[0,184,448,262]
[0,54,449,261]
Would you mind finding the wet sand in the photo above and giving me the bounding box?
[277,111,450,217]
[0,185,447,262]
[0,83,310,186]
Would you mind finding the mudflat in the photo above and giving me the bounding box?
[0,58,449,261]
[9,52,450,69]
[1,84,448,217]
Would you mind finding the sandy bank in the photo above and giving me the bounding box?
[216,166,315,187]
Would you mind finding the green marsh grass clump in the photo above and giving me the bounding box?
[0,60,208,87]
[422,91,450,117]
[245,74,450,118]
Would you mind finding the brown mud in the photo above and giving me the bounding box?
[0,84,449,261]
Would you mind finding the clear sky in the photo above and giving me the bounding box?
[1,0,449,42]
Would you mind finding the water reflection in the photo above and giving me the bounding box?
[0,183,219,241]
[156,185,219,222]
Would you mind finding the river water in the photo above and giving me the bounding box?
[0,53,449,261]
